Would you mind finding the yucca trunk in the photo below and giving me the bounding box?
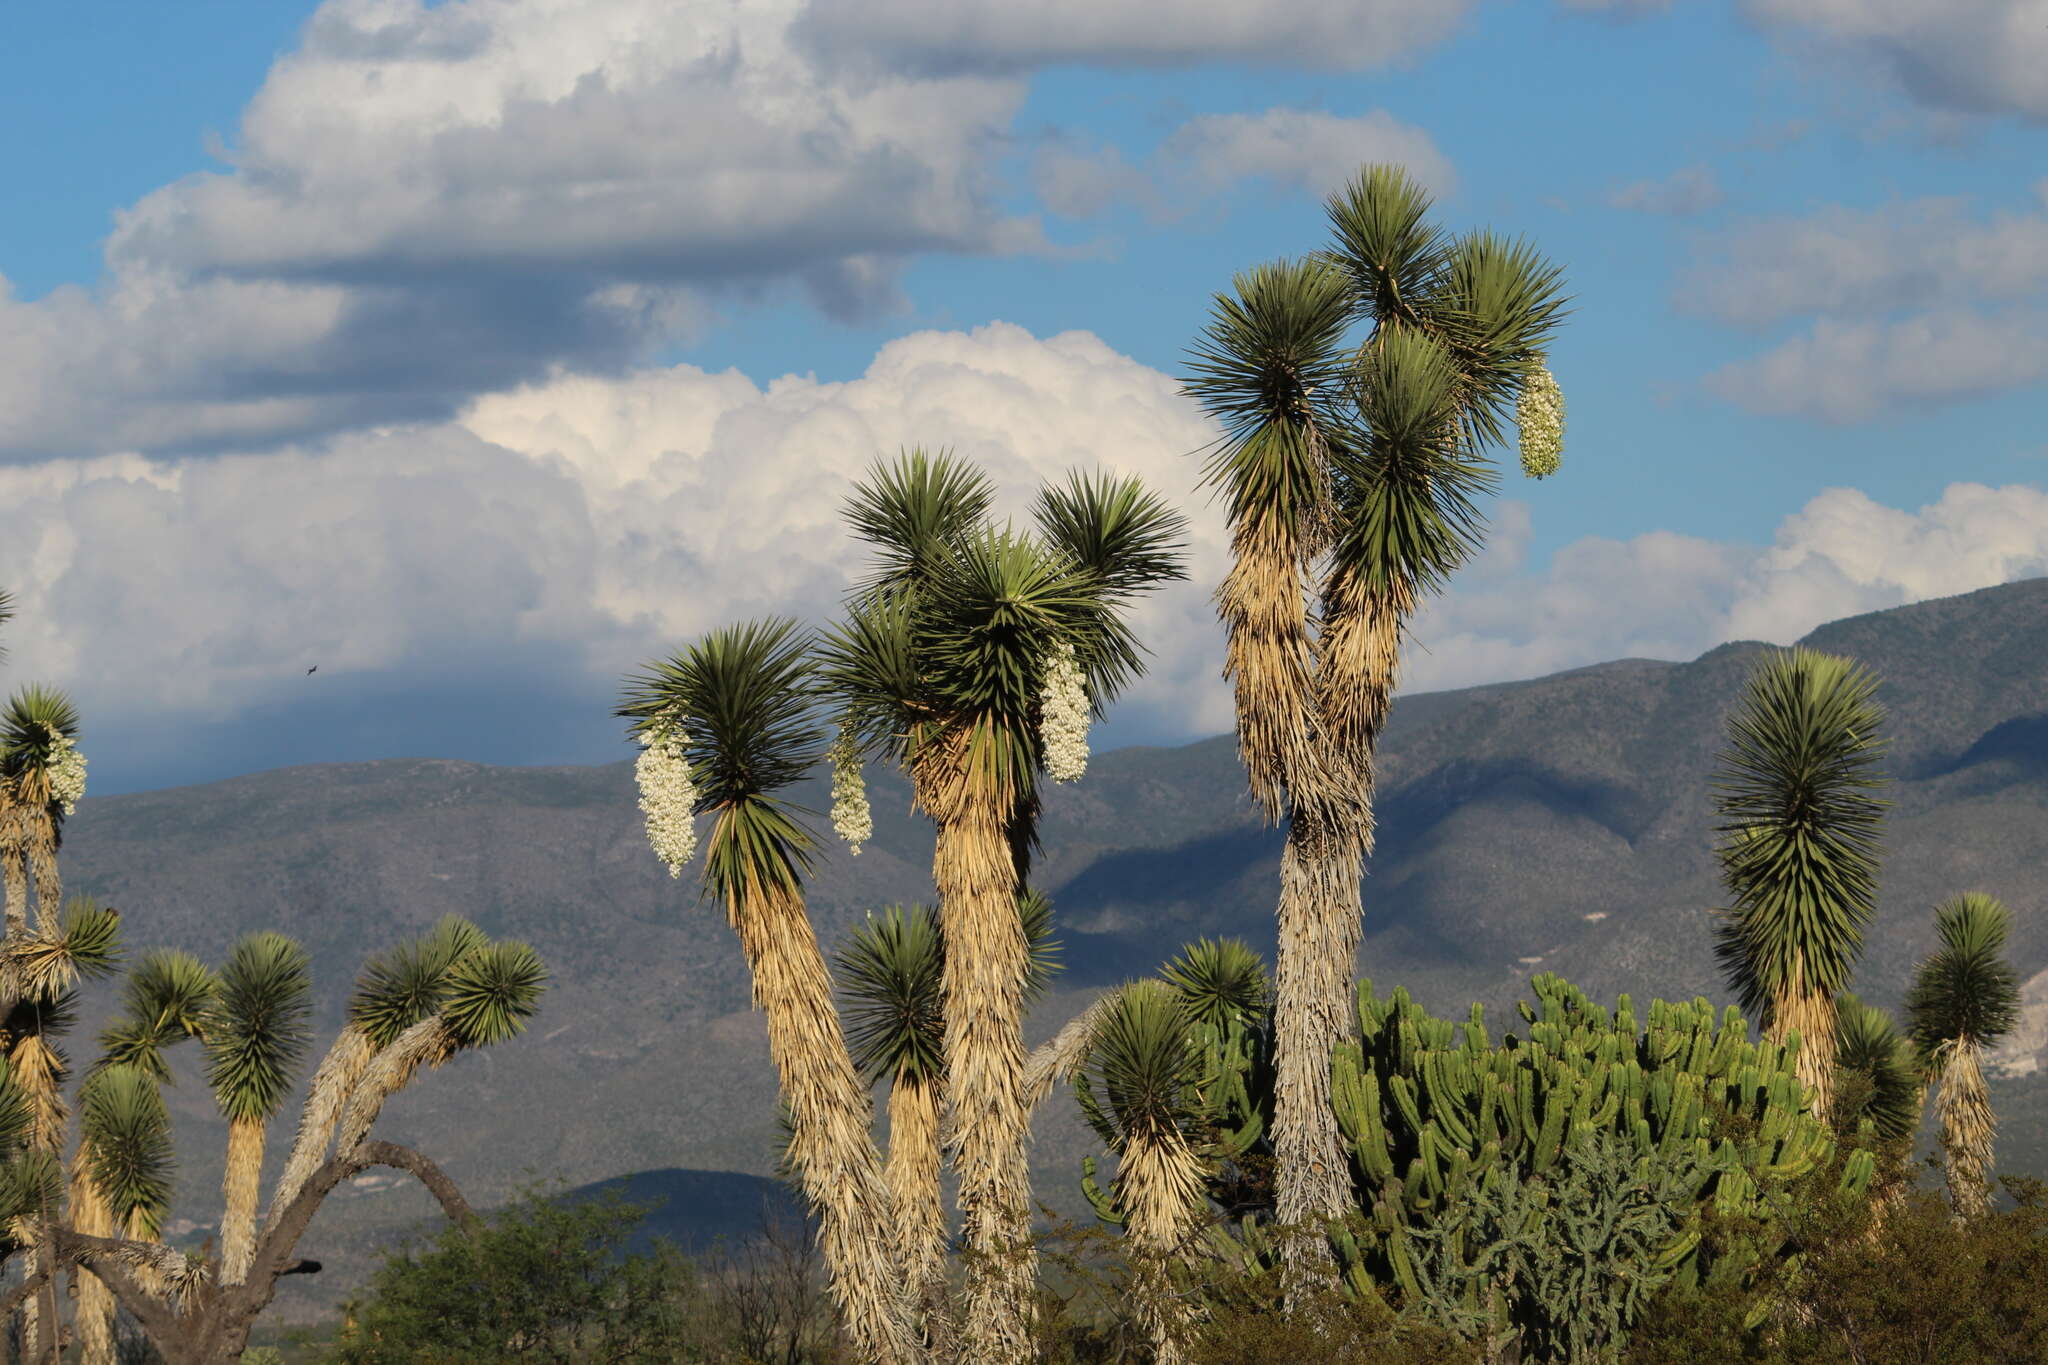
[885,1072,951,1351]
[1266,575,1404,1279]
[1217,520,1319,819]
[221,1116,268,1283]
[69,1147,117,1365]
[1937,1039,1996,1219]
[1118,1123,1209,1365]
[918,734,1037,1365]
[0,800,28,940]
[1770,958,1837,1121]
[25,820,58,936]
[10,1030,67,1365]
[333,1016,460,1160]
[728,879,916,1365]
[267,1023,378,1231]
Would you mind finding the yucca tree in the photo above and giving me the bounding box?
[15,936,545,1365]
[265,914,488,1235]
[1077,981,1211,1365]
[3,894,122,1360]
[1178,163,1570,1288]
[73,1064,176,1364]
[1710,647,1890,1120]
[620,617,917,1365]
[835,895,1060,1350]
[1905,892,2022,1219]
[818,449,1186,1362]
[838,904,951,1348]
[203,932,311,1285]
[1832,993,1922,1145]
[0,685,86,939]
[77,948,217,1364]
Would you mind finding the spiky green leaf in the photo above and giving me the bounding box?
[441,941,547,1047]
[203,932,313,1123]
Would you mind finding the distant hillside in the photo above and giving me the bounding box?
[57,574,2048,1323]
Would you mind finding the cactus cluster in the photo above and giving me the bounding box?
[1329,973,1874,1315]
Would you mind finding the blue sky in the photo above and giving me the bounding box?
[4,0,2047,796]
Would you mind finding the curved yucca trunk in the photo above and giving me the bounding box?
[1118,1122,1209,1365]
[918,737,1037,1365]
[1771,957,1837,1121]
[885,1072,950,1351]
[1937,1039,1996,1219]
[332,1016,458,1160]
[266,1023,378,1232]
[730,880,916,1365]
[69,1144,118,1365]
[220,1116,268,1283]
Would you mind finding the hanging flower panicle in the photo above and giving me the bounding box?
[633,710,699,877]
[46,735,87,817]
[1039,640,1091,783]
[1516,363,1565,480]
[829,725,873,856]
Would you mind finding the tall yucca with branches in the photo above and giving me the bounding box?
[819,449,1186,1363]
[1178,163,1569,1288]
[1710,646,1889,1120]
[1,685,86,939]
[4,893,123,1358]
[203,933,311,1285]
[620,618,917,1365]
[1905,892,2021,1219]
[1076,981,1211,1365]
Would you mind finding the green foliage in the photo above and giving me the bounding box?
[440,941,547,1047]
[204,931,313,1122]
[817,448,1185,781]
[1624,1176,2048,1364]
[836,904,945,1086]
[79,1062,175,1230]
[1075,981,1204,1158]
[617,616,825,906]
[836,895,1061,1087]
[1710,647,1890,1017]
[0,683,80,774]
[328,1186,698,1364]
[350,915,489,1047]
[1906,892,2022,1055]
[96,948,216,1082]
[1177,254,1358,539]
[1831,993,1921,1143]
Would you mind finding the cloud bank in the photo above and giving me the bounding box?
[6,325,2045,793]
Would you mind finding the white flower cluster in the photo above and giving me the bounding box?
[1039,640,1091,783]
[1516,363,1565,480]
[634,714,699,877]
[46,735,86,817]
[829,728,873,856]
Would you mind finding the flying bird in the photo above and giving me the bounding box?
[306,665,318,675]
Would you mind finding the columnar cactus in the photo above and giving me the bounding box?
[1329,973,1871,1305]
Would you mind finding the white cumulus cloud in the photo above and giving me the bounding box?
[0,0,1057,462]
[6,323,2047,793]
[1679,187,2048,420]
